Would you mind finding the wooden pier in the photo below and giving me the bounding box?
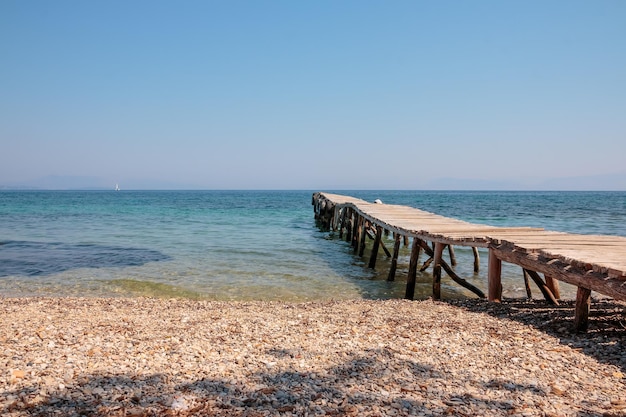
[312,192,626,332]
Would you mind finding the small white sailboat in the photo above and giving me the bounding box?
[115,183,120,191]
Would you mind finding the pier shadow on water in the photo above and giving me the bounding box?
[0,240,170,277]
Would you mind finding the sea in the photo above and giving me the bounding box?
[1,190,625,301]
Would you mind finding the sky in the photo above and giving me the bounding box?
[1,1,625,190]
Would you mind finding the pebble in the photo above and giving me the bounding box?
[0,297,625,416]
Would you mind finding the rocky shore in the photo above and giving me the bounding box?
[1,297,625,416]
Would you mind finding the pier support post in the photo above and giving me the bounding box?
[488,248,502,302]
[524,269,559,305]
[574,286,592,332]
[420,257,433,272]
[358,219,368,256]
[433,242,445,300]
[405,238,423,300]
[368,225,383,269]
[338,208,347,239]
[352,215,362,251]
[366,226,391,257]
[387,234,402,281]
[545,274,561,300]
[416,240,485,298]
[378,230,392,258]
[472,247,480,272]
[447,245,457,266]
[351,214,363,253]
[345,209,353,243]
[523,269,533,299]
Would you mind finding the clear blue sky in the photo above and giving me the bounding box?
[1,1,625,190]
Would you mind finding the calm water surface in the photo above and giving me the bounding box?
[1,190,625,300]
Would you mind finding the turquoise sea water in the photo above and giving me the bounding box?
[1,190,625,301]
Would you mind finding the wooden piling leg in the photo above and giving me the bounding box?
[368,225,383,269]
[358,220,368,256]
[345,210,353,243]
[574,287,592,332]
[405,238,422,300]
[338,208,347,239]
[524,269,559,305]
[387,233,402,282]
[352,216,362,251]
[472,247,480,273]
[488,248,502,302]
[545,274,561,300]
[366,226,391,257]
[432,243,445,300]
[416,239,485,298]
[352,216,364,253]
[420,257,433,272]
[380,231,392,258]
[331,207,338,231]
[523,269,533,299]
[447,245,457,266]
[403,235,409,247]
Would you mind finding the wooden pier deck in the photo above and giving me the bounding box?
[312,192,626,331]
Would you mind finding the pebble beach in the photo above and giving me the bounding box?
[1,297,625,416]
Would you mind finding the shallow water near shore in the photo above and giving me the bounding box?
[1,190,625,300]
